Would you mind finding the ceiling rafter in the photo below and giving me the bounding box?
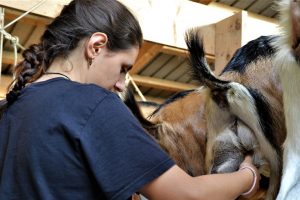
[131,42,162,74]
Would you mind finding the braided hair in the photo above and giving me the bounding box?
[0,0,143,117]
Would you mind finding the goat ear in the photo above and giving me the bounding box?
[291,1,300,59]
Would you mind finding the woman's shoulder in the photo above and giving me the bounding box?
[28,77,116,100]
[22,78,121,111]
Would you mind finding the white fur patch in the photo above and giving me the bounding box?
[273,0,300,199]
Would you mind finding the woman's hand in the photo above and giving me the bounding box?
[239,155,261,199]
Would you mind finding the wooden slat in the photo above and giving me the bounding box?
[160,46,188,58]
[160,45,215,63]
[131,74,197,92]
[152,56,185,79]
[140,53,172,76]
[131,42,162,74]
[164,60,190,81]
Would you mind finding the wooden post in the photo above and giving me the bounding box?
[214,11,246,75]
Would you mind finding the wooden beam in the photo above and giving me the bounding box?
[214,11,245,75]
[196,23,215,56]
[160,45,215,63]
[131,42,162,74]
[160,45,188,58]
[131,74,198,92]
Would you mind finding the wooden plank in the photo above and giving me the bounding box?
[131,74,197,92]
[160,46,188,58]
[140,53,172,76]
[160,45,215,63]
[214,11,245,75]
[164,60,190,81]
[131,42,162,74]
[196,23,216,57]
[153,56,186,79]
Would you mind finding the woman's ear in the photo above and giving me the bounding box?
[85,32,108,59]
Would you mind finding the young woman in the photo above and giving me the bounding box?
[0,0,260,199]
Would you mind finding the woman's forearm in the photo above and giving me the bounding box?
[191,169,254,200]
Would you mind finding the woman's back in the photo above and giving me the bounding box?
[0,78,111,199]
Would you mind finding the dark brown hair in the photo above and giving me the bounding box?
[0,0,143,116]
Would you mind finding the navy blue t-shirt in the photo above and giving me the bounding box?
[0,78,174,200]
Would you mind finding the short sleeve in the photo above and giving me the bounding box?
[79,93,174,200]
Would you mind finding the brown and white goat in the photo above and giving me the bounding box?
[126,32,285,200]
[185,29,285,200]
[272,0,300,199]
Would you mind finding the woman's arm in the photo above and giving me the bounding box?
[140,156,259,200]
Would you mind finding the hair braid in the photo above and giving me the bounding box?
[1,43,45,112]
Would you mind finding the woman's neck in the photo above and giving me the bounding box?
[37,51,87,83]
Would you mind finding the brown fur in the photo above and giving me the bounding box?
[150,91,207,176]
[220,58,285,146]
[127,36,285,200]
